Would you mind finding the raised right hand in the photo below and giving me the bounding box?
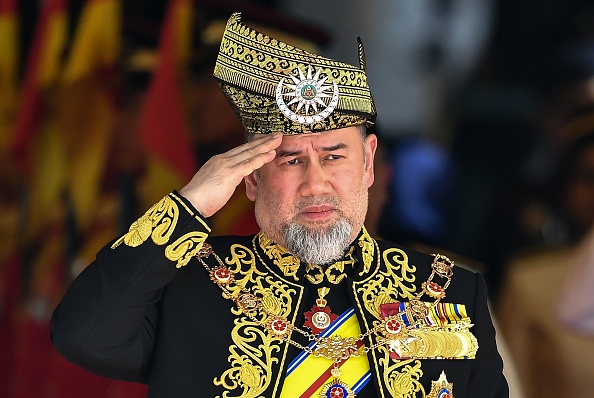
[178,133,282,217]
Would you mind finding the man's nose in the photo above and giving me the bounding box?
[299,160,331,196]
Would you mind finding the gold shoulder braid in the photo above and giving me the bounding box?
[196,245,475,396]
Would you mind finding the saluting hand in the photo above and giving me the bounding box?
[179,133,282,217]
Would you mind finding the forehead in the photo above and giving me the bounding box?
[277,126,361,150]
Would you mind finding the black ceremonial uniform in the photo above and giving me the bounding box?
[51,192,508,397]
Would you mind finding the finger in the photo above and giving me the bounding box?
[223,135,282,167]
[224,133,282,157]
[241,148,277,173]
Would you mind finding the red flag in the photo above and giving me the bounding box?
[11,0,67,169]
[138,0,197,207]
[11,0,68,242]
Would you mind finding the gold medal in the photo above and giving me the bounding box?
[319,366,357,398]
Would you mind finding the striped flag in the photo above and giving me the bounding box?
[137,0,197,208]
[60,0,121,231]
[11,0,68,240]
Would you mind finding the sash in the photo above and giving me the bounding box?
[280,308,371,397]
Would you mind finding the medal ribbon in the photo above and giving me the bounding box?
[395,301,469,327]
[280,308,371,397]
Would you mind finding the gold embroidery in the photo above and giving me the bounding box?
[111,195,178,249]
[170,192,211,232]
[358,226,375,276]
[239,363,263,389]
[213,318,277,398]
[164,231,208,268]
[211,243,302,398]
[304,264,324,284]
[387,360,424,398]
[225,244,267,301]
[356,247,417,320]
[304,247,356,285]
[257,232,300,281]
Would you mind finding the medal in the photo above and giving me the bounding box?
[427,371,454,398]
[319,367,356,398]
[304,287,338,334]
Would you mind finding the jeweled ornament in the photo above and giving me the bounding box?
[427,371,454,398]
[276,65,339,124]
[320,378,356,398]
[209,266,234,286]
[423,281,446,299]
[304,287,338,334]
[266,316,291,338]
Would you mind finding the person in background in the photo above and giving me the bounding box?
[498,106,594,398]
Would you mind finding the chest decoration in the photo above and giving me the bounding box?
[427,371,454,398]
[303,287,338,334]
[196,237,474,398]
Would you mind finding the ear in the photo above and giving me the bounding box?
[364,133,378,188]
[244,172,258,202]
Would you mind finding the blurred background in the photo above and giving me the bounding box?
[1,0,594,397]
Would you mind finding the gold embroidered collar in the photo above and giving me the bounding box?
[254,227,376,284]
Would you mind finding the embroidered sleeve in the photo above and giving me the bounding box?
[111,191,211,268]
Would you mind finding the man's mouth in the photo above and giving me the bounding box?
[299,205,336,221]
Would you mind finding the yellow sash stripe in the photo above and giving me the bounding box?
[281,310,371,397]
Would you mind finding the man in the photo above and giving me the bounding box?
[51,12,508,398]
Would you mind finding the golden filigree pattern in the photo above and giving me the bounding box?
[111,195,178,249]
[164,231,208,268]
[211,243,301,398]
[386,360,424,398]
[257,232,300,281]
[358,226,375,276]
[213,322,279,398]
[357,248,418,319]
[304,246,356,285]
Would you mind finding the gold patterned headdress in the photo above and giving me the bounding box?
[213,12,376,135]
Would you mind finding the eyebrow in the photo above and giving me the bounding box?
[277,142,348,158]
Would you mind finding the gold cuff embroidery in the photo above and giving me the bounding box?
[111,195,179,249]
[165,231,208,268]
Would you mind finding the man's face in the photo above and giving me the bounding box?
[245,126,377,263]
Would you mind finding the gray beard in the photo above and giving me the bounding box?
[283,219,353,265]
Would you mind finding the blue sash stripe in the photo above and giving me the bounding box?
[352,371,372,393]
[286,307,356,375]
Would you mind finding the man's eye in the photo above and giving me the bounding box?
[326,154,343,161]
[286,158,300,165]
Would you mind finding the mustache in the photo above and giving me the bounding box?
[294,195,339,210]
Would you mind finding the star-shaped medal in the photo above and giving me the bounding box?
[304,287,338,334]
